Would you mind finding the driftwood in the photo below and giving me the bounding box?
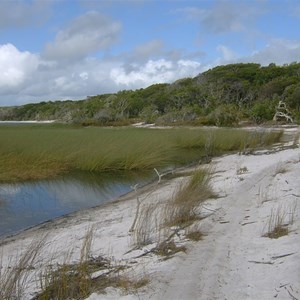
[273,101,293,123]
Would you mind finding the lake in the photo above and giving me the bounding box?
[0,171,153,238]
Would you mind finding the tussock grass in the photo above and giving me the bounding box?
[186,230,204,241]
[154,240,186,258]
[132,202,160,247]
[0,125,283,182]
[263,206,289,239]
[36,228,96,299]
[0,236,46,300]
[164,168,214,227]
[35,228,149,299]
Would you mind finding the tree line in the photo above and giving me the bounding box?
[1,62,299,126]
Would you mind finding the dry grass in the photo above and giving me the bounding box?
[36,227,96,299]
[186,230,205,241]
[34,228,149,299]
[132,202,160,247]
[164,168,214,227]
[154,240,187,259]
[0,236,46,300]
[263,206,289,239]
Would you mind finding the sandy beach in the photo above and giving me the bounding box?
[1,126,299,300]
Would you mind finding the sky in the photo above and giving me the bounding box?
[0,0,300,106]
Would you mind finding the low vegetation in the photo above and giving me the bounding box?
[0,229,149,300]
[164,168,214,227]
[264,206,289,239]
[0,126,283,182]
[186,230,205,241]
[154,240,187,259]
[0,236,47,300]
[264,200,297,239]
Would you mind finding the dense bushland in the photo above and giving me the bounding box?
[1,62,299,125]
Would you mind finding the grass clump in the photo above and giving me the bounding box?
[35,228,149,299]
[263,206,289,239]
[132,203,159,247]
[154,240,186,259]
[36,259,149,299]
[186,230,204,241]
[0,236,46,300]
[266,226,288,239]
[36,228,96,299]
[164,168,214,227]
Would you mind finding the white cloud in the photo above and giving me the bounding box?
[0,44,39,92]
[43,11,121,61]
[1,36,300,107]
[248,39,300,65]
[110,59,201,87]
[79,72,89,80]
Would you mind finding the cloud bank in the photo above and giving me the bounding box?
[0,1,300,106]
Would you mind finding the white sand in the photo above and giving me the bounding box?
[1,127,299,300]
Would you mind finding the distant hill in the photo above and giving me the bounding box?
[1,62,300,126]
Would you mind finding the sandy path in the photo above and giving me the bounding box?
[152,147,300,300]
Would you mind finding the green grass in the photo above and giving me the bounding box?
[0,125,283,182]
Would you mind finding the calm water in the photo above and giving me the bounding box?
[0,121,204,238]
[0,171,152,238]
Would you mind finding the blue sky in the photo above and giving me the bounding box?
[0,0,300,106]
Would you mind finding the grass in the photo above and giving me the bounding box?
[132,202,159,247]
[263,206,289,239]
[164,168,215,227]
[154,240,187,259]
[186,230,205,241]
[131,168,211,249]
[0,125,283,182]
[35,228,149,299]
[0,228,149,300]
[0,236,47,300]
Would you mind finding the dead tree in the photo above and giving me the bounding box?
[273,101,293,123]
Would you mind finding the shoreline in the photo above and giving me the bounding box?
[0,126,299,299]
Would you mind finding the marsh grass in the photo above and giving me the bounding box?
[0,125,283,182]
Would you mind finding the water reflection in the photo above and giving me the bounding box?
[0,171,152,238]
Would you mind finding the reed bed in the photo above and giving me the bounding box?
[0,125,283,182]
